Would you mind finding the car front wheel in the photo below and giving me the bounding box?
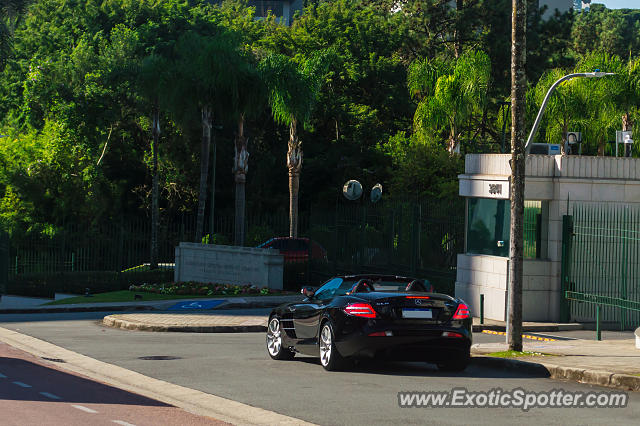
[266,316,294,360]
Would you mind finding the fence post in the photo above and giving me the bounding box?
[480,294,485,324]
[596,304,601,341]
[410,203,418,275]
[560,215,574,323]
[0,232,8,296]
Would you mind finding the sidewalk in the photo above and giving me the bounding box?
[472,337,640,391]
[472,317,583,332]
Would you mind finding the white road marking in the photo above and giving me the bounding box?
[71,405,98,414]
[12,381,31,388]
[39,392,61,400]
[112,421,137,426]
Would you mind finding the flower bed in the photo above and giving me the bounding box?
[128,281,282,297]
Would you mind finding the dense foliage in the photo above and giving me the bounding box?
[0,0,638,239]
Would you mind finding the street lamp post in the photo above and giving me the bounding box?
[507,71,615,349]
[525,71,616,152]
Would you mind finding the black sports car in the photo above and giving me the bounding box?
[266,275,472,371]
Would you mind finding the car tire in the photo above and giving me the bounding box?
[319,321,349,371]
[436,352,470,372]
[266,316,295,360]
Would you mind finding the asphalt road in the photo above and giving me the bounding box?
[0,311,638,425]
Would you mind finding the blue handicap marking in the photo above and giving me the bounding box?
[168,300,226,310]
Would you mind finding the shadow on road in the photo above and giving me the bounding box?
[0,356,171,406]
[292,356,550,379]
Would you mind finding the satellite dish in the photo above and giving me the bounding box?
[343,180,363,201]
[370,183,382,203]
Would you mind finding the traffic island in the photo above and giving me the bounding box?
[102,313,268,333]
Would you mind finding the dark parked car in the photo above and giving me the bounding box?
[266,274,472,371]
[257,237,328,263]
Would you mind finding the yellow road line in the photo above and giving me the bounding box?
[481,330,557,342]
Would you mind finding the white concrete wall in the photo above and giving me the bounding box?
[456,254,508,321]
[174,243,284,289]
[456,254,558,321]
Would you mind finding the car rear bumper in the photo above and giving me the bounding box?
[335,330,471,361]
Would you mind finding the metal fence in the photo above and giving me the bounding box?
[561,203,640,328]
[2,199,464,296]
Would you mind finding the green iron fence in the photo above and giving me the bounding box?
[304,199,465,294]
[3,199,464,297]
[561,203,640,328]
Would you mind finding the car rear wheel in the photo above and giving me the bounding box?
[319,321,348,371]
[266,317,294,360]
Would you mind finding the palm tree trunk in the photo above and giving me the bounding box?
[507,0,526,352]
[234,114,249,246]
[195,105,212,243]
[454,0,464,59]
[287,119,303,238]
[150,106,160,269]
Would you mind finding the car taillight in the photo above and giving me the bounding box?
[452,303,470,320]
[344,303,376,318]
[442,331,463,338]
[406,296,430,299]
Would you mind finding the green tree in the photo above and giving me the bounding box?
[259,51,328,237]
[408,50,491,153]
[171,31,245,242]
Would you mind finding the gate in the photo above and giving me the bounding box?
[561,203,640,328]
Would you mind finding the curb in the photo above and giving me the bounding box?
[102,315,267,333]
[472,355,640,392]
[472,324,584,333]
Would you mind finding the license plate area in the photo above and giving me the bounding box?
[401,308,433,319]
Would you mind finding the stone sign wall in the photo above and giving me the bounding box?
[174,243,284,289]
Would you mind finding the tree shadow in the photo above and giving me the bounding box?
[0,356,171,406]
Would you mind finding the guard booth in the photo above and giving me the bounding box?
[455,154,640,323]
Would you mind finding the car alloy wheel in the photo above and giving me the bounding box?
[319,321,348,371]
[266,317,294,360]
[320,324,332,367]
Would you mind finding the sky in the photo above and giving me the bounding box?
[593,1,639,9]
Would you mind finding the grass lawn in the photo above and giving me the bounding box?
[486,350,553,358]
[44,290,265,305]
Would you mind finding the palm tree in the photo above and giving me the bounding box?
[408,50,491,154]
[138,53,171,268]
[232,58,265,246]
[259,52,328,238]
[0,0,28,70]
[573,52,640,155]
[531,68,586,152]
[172,32,244,243]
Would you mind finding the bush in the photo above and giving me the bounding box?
[128,281,281,296]
[6,270,173,298]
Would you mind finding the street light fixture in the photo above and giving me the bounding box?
[525,71,616,153]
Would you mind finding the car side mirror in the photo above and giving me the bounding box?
[301,287,316,298]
